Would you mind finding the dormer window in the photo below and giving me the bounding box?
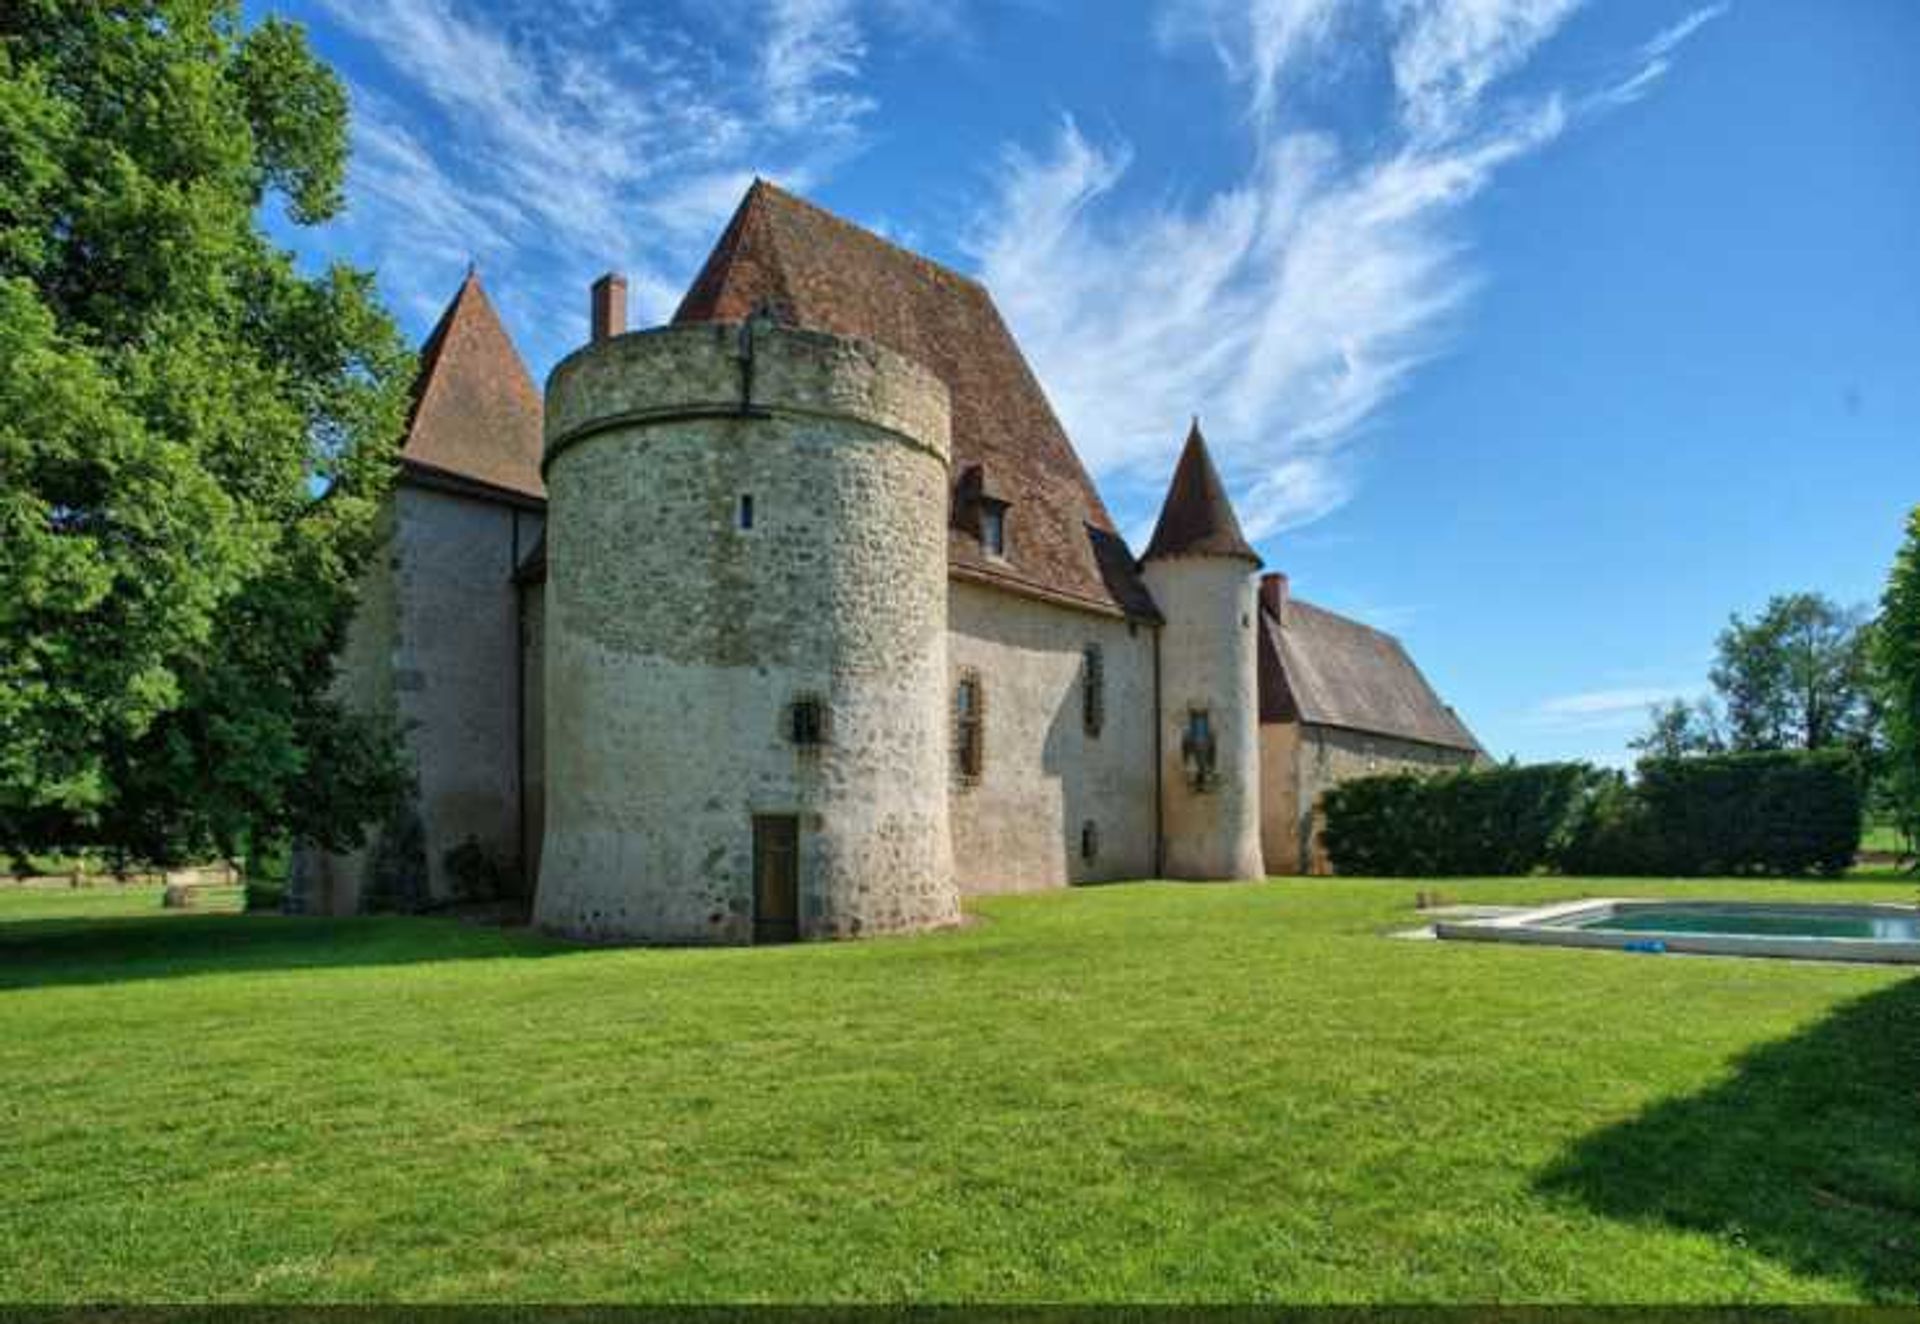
[954,464,1011,559]
[979,503,1007,558]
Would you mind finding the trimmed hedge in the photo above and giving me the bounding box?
[1323,750,1865,878]
[1565,749,1864,877]
[1320,762,1600,877]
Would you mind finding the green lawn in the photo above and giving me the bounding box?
[1,877,1915,1303]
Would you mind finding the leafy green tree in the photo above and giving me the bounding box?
[0,3,412,865]
[1629,698,1724,760]
[1873,508,1920,852]
[1710,592,1874,753]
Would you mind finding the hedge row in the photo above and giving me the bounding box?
[1321,750,1864,878]
[1562,750,1865,877]
[1319,762,1597,877]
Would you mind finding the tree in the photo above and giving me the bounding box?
[0,4,412,865]
[1629,698,1724,760]
[1873,508,1920,852]
[1709,593,1874,753]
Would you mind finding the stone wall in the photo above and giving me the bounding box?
[291,501,399,914]
[535,322,960,943]
[1261,721,1477,874]
[1140,557,1264,880]
[946,581,1156,892]
[293,487,541,914]
[520,579,545,893]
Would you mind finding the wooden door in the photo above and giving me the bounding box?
[752,815,800,944]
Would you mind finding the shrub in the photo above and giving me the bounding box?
[1321,762,1603,877]
[1630,749,1864,877]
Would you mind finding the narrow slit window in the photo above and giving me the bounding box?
[1080,820,1099,863]
[738,493,754,530]
[1082,644,1104,738]
[789,696,825,746]
[954,674,984,783]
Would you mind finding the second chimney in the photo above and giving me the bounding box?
[590,272,628,343]
[1259,572,1289,622]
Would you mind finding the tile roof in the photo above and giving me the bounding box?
[1259,596,1482,753]
[674,180,1157,619]
[400,269,545,504]
[1141,420,1260,564]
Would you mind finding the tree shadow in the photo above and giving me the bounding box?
[1536,974,1920,1301]
[0,909,575,992]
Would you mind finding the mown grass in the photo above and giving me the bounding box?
[0,876,1914,1303]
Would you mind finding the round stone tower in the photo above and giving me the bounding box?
[1140,421,1266,881]
[533,304,959,943]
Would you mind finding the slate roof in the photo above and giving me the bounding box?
[401,269,545,504]
[1141,421,1260,564]
[1259,596,1482,753]
[674,180,1157,619]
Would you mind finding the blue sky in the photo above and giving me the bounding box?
[254,0,1920,766]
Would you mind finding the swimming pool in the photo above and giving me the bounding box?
[1434,898,1920,964]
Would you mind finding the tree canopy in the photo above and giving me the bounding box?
[0,2,411,864]
[1873,508,1920,850]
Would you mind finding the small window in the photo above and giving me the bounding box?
[1080,820,1099,863]
[979,504,1006,558]
[1082,644,1104,738]
[1181,707,1218,791]
[789,696,825,746]
[954,673,984,783]
[738,493,755,530]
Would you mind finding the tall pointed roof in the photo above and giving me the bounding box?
[1141,421,1259,564]
[674,179,1156,619]
[400,269,545,503]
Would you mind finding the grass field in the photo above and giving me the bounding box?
[1,876,1915,1303]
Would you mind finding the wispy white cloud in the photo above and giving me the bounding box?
[307,0,887,367]
[972,0,1720,543]
[1588,2,1730,109]
[1533,685,1703,721]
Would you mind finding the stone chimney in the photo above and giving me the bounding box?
[1259,571,1289,622]
[590,272,627,343]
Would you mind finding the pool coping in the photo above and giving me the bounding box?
[1432,897,1920,965]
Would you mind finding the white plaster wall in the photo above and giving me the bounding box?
[1141,557,1264,880]
[945,582,1157,892]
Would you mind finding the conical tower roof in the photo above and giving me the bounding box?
[400,268,545,502]
[1141,420,1259,564]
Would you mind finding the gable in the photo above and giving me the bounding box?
[1260,597,1481,753]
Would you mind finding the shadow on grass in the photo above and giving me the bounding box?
[0,909,574,991]
[1537,974,1920,1300]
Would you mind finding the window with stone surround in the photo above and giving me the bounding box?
[954,672,984,784]
[1082,644,1104,738]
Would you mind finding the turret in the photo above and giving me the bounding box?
[1141,421,1265,880]
[533,288,959,942]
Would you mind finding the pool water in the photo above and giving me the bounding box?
[1568,906,1920,942]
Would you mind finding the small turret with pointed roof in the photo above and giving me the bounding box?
[1142,419,1260,565]
[401,267,544,503]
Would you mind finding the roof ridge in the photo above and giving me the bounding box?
[744,178,990,296]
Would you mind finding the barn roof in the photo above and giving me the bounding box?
[674,179,1157,619]
[401,269,545,504]
[1142,421,1260,564]
[1260,596,1482,753]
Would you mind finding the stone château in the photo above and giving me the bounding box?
[294,180,1483,941]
